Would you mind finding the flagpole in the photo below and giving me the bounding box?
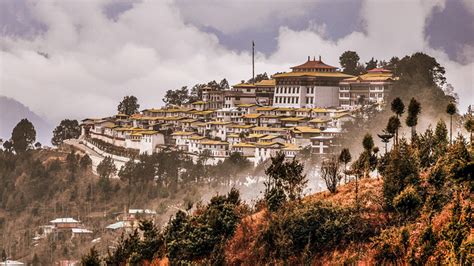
[252,41,255,84]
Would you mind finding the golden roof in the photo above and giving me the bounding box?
[189,136,206,140]
[280,117,307,122]
[309,118,330,123]
[276,107,295,112]
[292,126,321,134]
[243,113,262,119]
[247,133,267,139]
[207,121,232,125]
[194,110,214,115]
[171,131,196,136]
[256,107,277,111]
[232,143,256,148]
[342,71,394,82]
[237,103,257,108]
[273,71,353,79]
[200,140,229,145]
[255,79,276,87]
[228,124,254,129]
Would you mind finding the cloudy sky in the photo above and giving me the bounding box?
[0,0,473,124]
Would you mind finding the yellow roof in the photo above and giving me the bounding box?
[256,107,277,111]
[227,134,240,138]
[296,108,311,112]
[261,135,283,140]
[233,79,275,88]
[192,101,206,105]
[228,124,254,129]
[180,119,197,123]
[232,143,256,148]
[342,72,394,82]
[280,117,307,122]
[312,108,329,113]
[233,83,256,88]
[189,136,206,140]
[256,142,286,148]
[334,113,353,119]
[247,133,267,139]
[283,143,301,150]
[194,110,214,115]
[273,71,354,78]
[255,79,276,87]
[200,140,229,145]
[243,113,262,119]
[292,126,321,134]
[309,118,330,123]
[276,107,295,112]
[237,103,257,108]
[207,121,232,125]
[171,131,196,136]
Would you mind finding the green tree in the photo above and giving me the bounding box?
[264,152,307,211]
[117,95,140,115]
[11,118,36,153]
[395,52,446,87]
[362,133,374,151]
[338,148,352,183]
[406,98,421,140]
[247,72,269,83]
[66,151,79,181]
[391,97,405,117]
[381,140,419,210]
[339,51,361,75]
[464,116,473,144]
[51,119,81,146]
[79,154,92,170]
[390,97,405,145]
[365,57,378,70]
[446,102,457,144]
[163,86,190,106]
[434,120,449,160]
[81,246,101,266]
[97,156,116,197]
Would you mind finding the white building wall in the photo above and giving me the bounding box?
[314,86,339,107]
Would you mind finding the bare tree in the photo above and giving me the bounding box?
[321,156,342,193]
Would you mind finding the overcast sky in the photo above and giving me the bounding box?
[0,0,473,124]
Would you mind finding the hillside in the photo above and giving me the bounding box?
[77,132,473,265]
[0,146,226,265]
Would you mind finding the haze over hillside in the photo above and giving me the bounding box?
[0,96,53,145]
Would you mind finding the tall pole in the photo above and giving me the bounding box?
[252,41,255,84]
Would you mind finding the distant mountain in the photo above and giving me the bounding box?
[0,96,53,146]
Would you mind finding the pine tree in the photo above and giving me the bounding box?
[406,97,421,140]
[81,247,101,266]
[338,148,352,183]
[446,102,456,144]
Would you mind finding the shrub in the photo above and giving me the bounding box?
[393,185,422,219]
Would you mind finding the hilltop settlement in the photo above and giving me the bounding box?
[80,56,395,166]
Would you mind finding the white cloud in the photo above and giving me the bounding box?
[0,0,472,128]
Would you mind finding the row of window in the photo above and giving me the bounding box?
[275,96,300,104]
[276,86,300,94]
[275,86,317,94]
[338,93,384,98]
